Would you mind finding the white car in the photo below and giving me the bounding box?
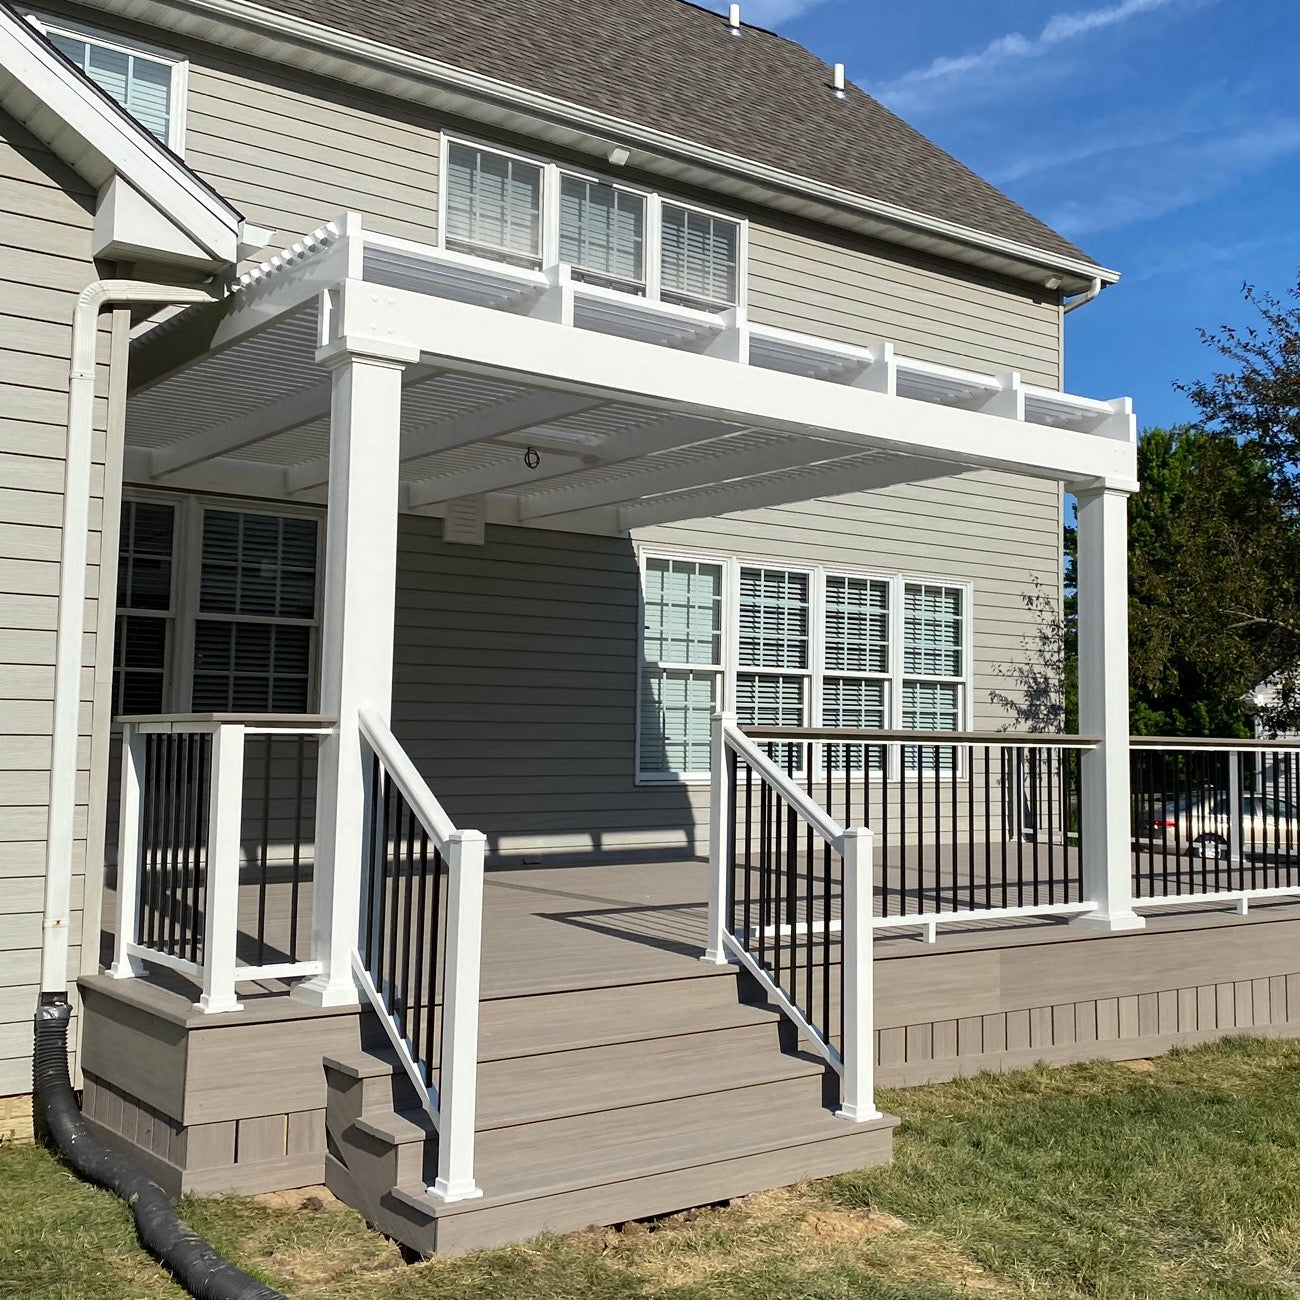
[1145,792,1300,858]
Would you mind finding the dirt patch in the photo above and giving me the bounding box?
[253,1186,345,1213]
[1120,1058,1158,1072]
[800,1208,908,1244]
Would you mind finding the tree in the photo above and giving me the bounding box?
[1127,426,1300,736]
[1182,274,1300,509]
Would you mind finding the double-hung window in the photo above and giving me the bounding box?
[443,139,744,312]
[637,552,970,781]
[113,496,321,717]
[31,16,186,151]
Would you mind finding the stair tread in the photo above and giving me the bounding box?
[393,1087,897,1215]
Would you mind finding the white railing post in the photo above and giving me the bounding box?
[108,724,147,979]
[196,723,245,1014]
[432,828,486,1203]
[1073,485,1144,931]
[704,711,738,965]
[837,826,881,1123]
[1228,748,1243,863]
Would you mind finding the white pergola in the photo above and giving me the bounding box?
[124,214,1144,1007]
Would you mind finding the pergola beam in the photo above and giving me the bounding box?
[286,388,601,495]
[406,413,739,509]
[518,432,856,521]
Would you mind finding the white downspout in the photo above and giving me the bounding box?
[1064,275,1104,315]
[40,279,218,997]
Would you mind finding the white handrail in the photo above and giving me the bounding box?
[724,723,845,849]
[358,707,457,852]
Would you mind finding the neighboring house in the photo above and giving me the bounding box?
[14,0,1271,1260]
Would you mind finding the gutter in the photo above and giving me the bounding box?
[1064,277,1105,315]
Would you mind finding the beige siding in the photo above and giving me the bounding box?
[183,56,440,249]
[0,113,104,1094]
[748,222,1063,387]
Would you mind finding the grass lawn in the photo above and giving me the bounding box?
[5,1037,1300,1299]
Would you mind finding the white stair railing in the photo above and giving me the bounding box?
[355,708,485,1204]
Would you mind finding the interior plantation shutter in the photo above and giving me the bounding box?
[660,205,739,309]
[445,144,542,264]
[48,32,172,142]
[825,575,889,673]
[738,568,809,671]
[559,176,645,287]
[192,511,318,713]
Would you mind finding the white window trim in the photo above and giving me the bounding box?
[116,490,324,716]
[24,11,188,154]
[635,544,974,786]
[438,133,749,313]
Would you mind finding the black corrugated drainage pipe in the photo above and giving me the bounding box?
[34,996,287,1300]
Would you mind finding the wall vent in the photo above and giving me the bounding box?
[443,496,487,546]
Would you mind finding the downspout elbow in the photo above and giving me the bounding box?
[1064,276,1104,315]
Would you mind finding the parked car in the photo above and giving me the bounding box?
[1143,793,1300,858]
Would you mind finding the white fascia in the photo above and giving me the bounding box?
[88,0,1117,293]
[0,4,242,267]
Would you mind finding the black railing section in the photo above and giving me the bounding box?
[743,731,1087,920]
[727,742,845,1064]
[1132,745,1300,897]
[239,732,316,967]
[362,751,449,1092]
[137,730,211,965]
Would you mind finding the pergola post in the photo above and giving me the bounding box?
[1073,485,1144,931]
[294,340,413,1006]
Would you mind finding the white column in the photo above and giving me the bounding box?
[107,725,147,979]
[1073,486,1144,931]
[837,826,880,1122]
[196,723,245,1013]
[704,711,738,965]
[432,828,486,1203]
[294,346,407,1007]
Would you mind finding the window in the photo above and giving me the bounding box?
[637,553,971,781]
[660,204,740,311]
[639,558,723,777]
[559,175,645,292]
[445,142,542,266]
[113,500,175,715]
[33,17,186,151]
[443,140,744,311]
[113,497,321,717]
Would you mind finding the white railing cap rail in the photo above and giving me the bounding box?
[742,725,1101,748]
[1130,735,1300,750]
[724,722,844,848]
[116,712,338,730]
[358,707,459,852]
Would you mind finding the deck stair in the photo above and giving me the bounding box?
[323,962,896,1255]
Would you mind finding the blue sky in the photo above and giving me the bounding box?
[704,0,1299,431]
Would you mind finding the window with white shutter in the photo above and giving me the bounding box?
[113,500,175,715]
[192,511,319,712]
[559,176,646,292]
[660,204,740,310]
[822,575,890,771]
[445,143,543,267]
[639,557,723,778]
[38,21,184,150]
[737,567,809,770]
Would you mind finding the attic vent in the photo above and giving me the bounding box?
[444,496,486,546]
[833,64,847,98]
[728,4,742,31]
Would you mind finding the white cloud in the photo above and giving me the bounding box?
[699,0,826,27]
[872,0,1196,116]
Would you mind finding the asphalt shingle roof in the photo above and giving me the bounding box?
[254,0,1095,268]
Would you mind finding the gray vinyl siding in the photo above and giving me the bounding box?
[0,113,104,1094]
[747,222,1063,387]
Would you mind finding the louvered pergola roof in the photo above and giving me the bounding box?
[124,216,1138,539]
